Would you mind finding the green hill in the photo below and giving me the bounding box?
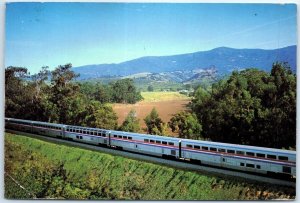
[5,133,295,200]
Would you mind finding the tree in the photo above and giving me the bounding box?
[49,63,80,123]
[119,109,140,132]
[144,108,165,135]
[92,104,118,130]
[111,78,143,104]
[147,85,154,92]
[5,66,30,118]
[168,111,202,140]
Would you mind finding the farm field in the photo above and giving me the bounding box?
[5,132,295,200]
[112,92,190,134]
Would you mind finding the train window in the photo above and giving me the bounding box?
[144,139,149,142]
[202,146,208,151]
[227,150,235,154]
[240,163,245,166]
[162,141,167,145]
[246,163,255,168]
[186,144,193,148]
[246,152,255,157]
[156,140,161,144]
[218,148,226,153]
[168,142,174,146]
[256,153,265,158]
[128,137,132,140]
[118,135,122,138]
[150,140,155,143]
[114,135,117,138]
[194,145,200,149]
[210,147,217,151]
[256,165,261,169]
[278,156,288,161]
[102,133,106,137]
[236,151,245,155]
[80,136,83,139]
[282,166,291,174]
[76,136,79,139]
[267,154,277,159]
[123,136,128,139]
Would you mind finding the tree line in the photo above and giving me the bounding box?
[5,62,296,149]
[5,64,142,128]
[190,62,296,149]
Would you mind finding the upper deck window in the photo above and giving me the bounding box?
[194,145,200,149]
[278,156,288,161]
[267,154,277,159]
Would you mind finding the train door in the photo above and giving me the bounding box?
[179,140,182,158]
[220,155,226,167]
[107,131,111,147]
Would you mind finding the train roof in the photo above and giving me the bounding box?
[110,130,181,142]
[181,138,296,155]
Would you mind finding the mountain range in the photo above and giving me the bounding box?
[73,45,296,81]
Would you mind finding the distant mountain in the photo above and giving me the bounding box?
[73,45,296,80]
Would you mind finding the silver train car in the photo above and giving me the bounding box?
[5,118,296,177]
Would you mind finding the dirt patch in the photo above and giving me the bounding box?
[113,99,190,135]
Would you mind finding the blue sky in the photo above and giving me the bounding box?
[5,3,297,74]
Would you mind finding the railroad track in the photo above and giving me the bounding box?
[6,129,296,188]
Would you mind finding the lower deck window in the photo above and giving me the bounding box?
[282,166,291,174]
[256,165,261,169]
[246,163,255,168]
[240,163,245,166]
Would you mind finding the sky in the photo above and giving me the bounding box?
[5,3,297,74]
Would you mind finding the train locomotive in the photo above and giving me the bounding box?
[5,117,296,177]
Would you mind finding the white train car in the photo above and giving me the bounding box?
[181,139,296,176]
[6,118,33,133]
[32,120,65,138]
[64,125,109,146]
[110,130,181,158]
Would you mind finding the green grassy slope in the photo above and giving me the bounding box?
[4,133,295,200]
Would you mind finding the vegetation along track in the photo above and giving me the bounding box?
[6,130,295,189]
[5,132,295,200]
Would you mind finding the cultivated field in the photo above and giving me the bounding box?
[5,133,295,200]
[112,92,190,134]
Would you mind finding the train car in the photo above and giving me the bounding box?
[6,118,33,133]
[31,120,65,138]
[181,139,296,176]
[64,125,109,146]
[109,130,181,158]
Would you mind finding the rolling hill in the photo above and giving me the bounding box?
[73,45,296,81]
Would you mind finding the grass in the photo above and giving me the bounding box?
[5,132,295,200]
[141,91,189,102]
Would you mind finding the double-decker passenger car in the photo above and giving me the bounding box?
[5,118,296,177]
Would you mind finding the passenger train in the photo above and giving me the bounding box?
[5,118,296,177]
